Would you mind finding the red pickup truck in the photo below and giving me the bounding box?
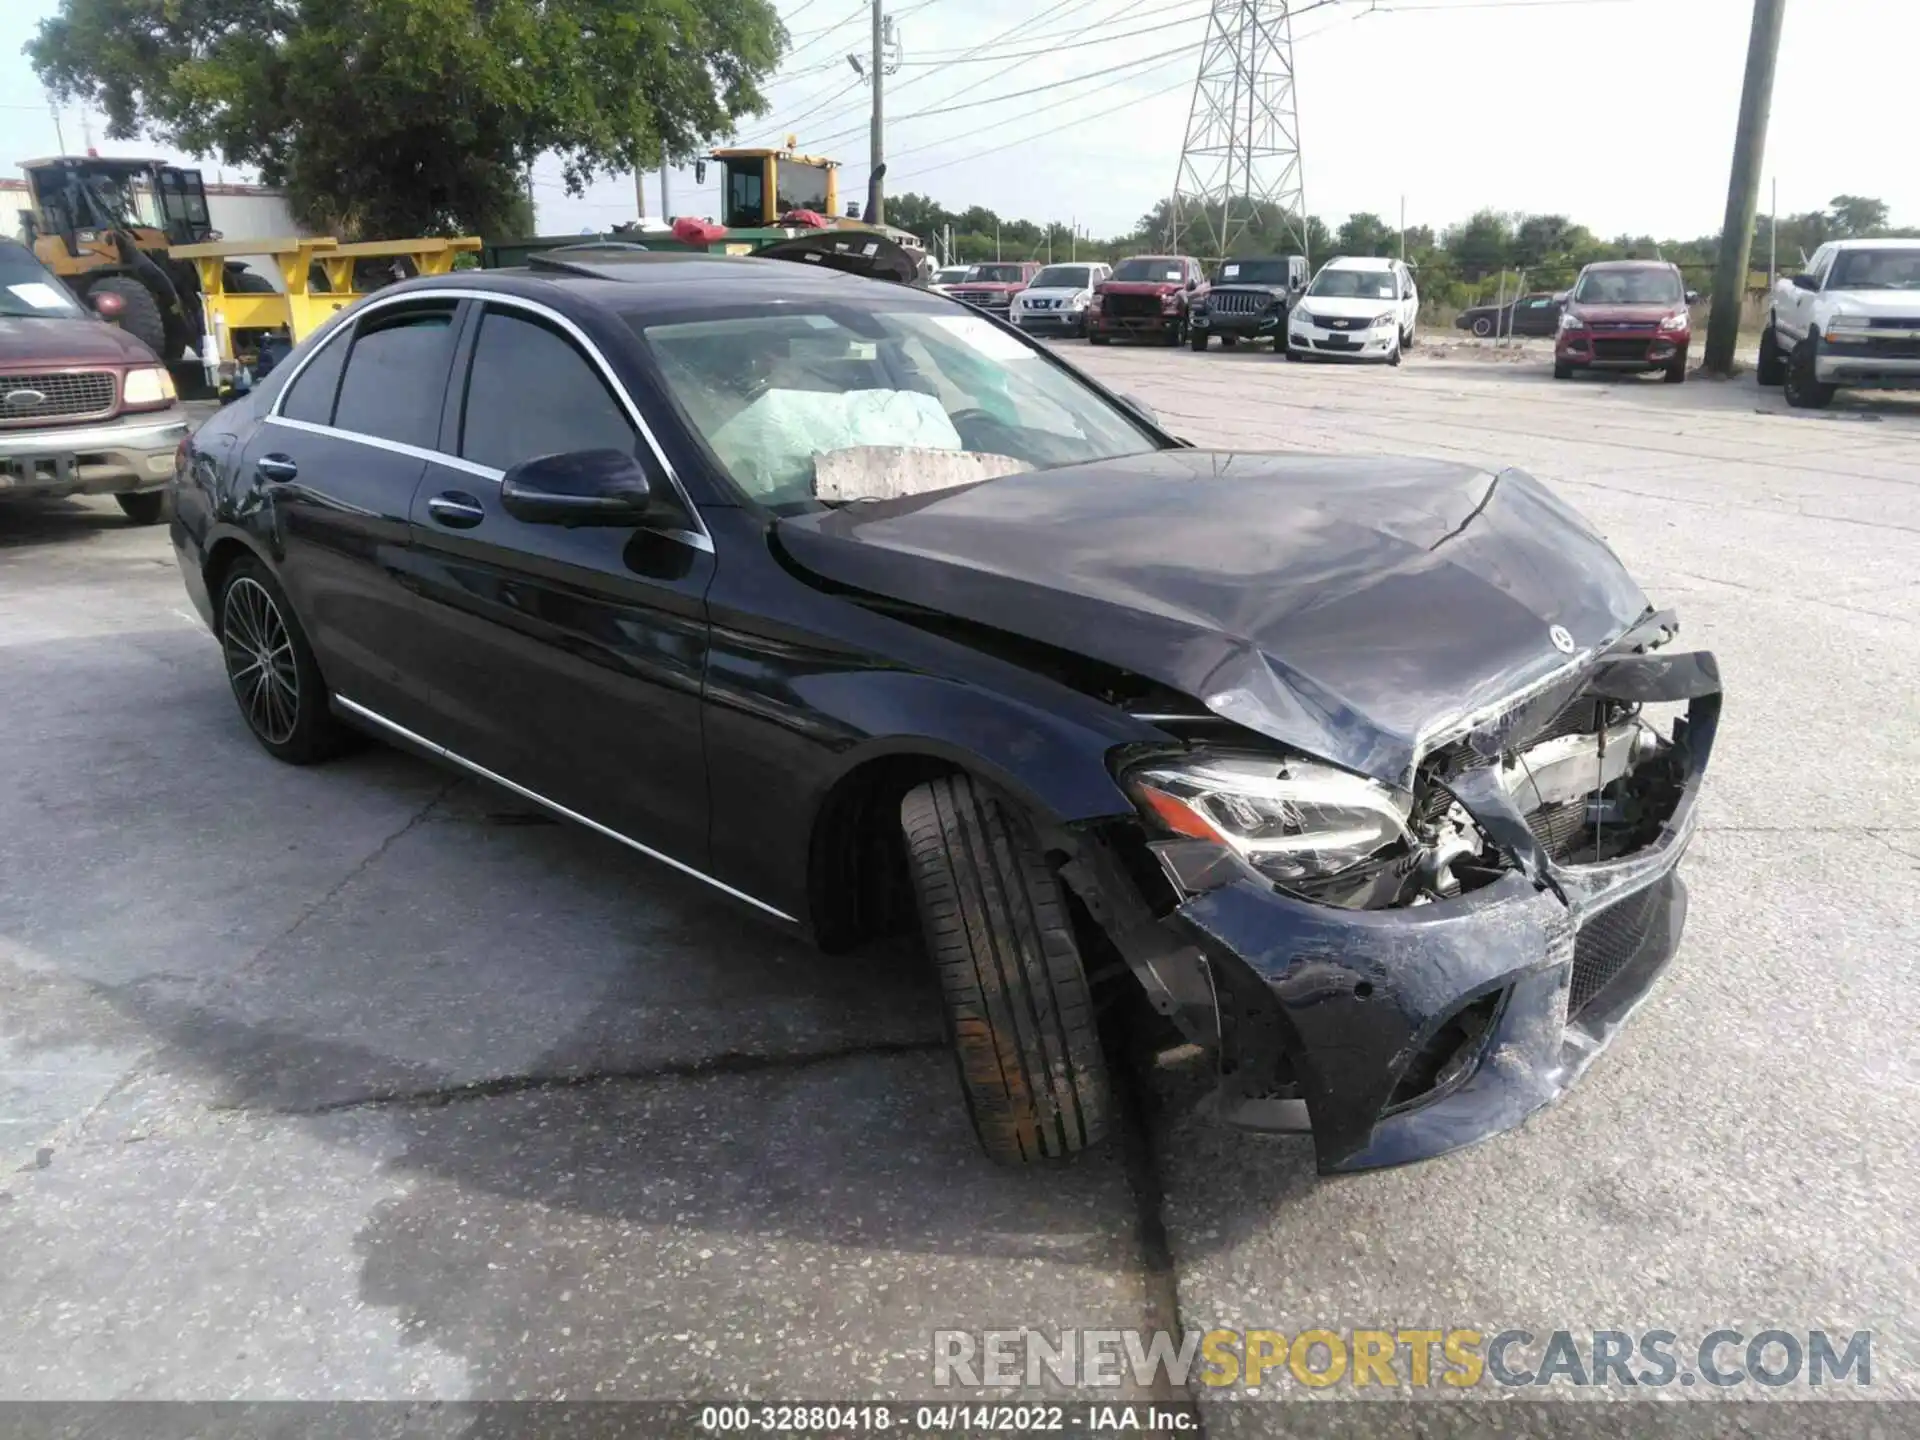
[1,238,188,523]
[945,262,1042,319]
[1088,255,1204,345]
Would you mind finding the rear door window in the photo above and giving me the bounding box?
[278,331,349,425]
[332,303,459,449]
[458,306,638,471]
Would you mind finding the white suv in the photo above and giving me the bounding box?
[1286,256,1419,365]
[1760,237,1920,408]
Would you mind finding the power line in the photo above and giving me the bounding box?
[780,0,828,24]
[895,6,1213,65]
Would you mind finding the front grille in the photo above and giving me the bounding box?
[1587,320,1654,332]
[1569,885,1663,1016]
[1593,338,1651,360]
[0,370,118,426]
[1858,337,1920,359]
[1304,312,1365,331]
[1869,317,1920,329]
[1209,289,1270,316]
[951,290,1008,308]
[1105,293,1163,319]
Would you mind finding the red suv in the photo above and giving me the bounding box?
[1554,260,1697,384]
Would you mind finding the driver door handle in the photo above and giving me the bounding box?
[427,491,486,529]
[255,453,298,483]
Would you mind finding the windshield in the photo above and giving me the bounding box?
[1573,268,1683,305]
[1306,267,1396,300]
[774,160,831,216]
[1216,260,1292,285]
[635,303,1161,511]
[934,268,969,284]
[0,244,84,319]
[967,264,1026,284]
[1030,265,1092,289]
[1113,258,1184,283]
[1828,248,1920,291]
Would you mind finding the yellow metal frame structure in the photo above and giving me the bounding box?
[169,235,482,360]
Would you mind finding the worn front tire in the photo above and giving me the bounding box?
[115,491,168,525]
[900,775,1111,1164]
[1785,338,1836,409]
[1756,322,1787,386]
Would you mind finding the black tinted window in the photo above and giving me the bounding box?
[278,331,349,425]
[332,306,457,447]
[460,306,637,471]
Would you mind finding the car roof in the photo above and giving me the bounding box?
[1828,237,1920,250]
[362,251,941,317]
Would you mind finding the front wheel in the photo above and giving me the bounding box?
[115,491,168,525]
[1664,345,1688,384]
[1553,360,1575,380]
[1402,323,1417,350]
[1784,338,1836,409]
[1387,335,1402,367]
[1088,332,1110,346]
[1189,330,1209,352]
[900,774,1111,1165]
[218,557,355,764]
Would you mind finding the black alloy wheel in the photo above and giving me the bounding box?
[218,558,352,763]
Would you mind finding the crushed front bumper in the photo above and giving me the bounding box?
[1072,634,1721,1173]
[0,410,188,499]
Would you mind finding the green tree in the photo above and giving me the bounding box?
[30,0,783,238]
[1336,211,1395,257]
[1445,209,1514,280]
[1829,194,1890,237]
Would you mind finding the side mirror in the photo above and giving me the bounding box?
[500,449,654,527]
[1119,392,1160,427]
[90,289,126,319]
[1791,273,1819,292]
[1685,289,1700,305]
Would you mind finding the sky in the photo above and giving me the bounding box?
[4,0,1916,246]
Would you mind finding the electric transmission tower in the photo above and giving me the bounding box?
[1170,0,1308,261]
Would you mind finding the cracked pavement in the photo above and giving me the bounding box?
[2,354,1916,1416]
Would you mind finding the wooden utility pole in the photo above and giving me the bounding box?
[1704,0,1787,374]
[868,0,886,226]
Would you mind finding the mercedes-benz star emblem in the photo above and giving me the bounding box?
[1549,624,1576,654]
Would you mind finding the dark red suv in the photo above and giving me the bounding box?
[1554,260,1697,384]
[0,238,188,522]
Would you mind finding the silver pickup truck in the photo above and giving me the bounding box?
[1759,237,1920,408]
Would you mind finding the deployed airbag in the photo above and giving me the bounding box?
[711,387,963,498]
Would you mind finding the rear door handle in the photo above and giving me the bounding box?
[426,491,486,529]
[255,453,298,483]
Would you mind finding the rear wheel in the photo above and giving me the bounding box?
[1089,332,1110,346]
[1756,321,1787,386]
[1189,331,1209,352]
[1554,360,1574,380]
[217,557,354,764]
[900,774,1111,1165]
[1472,315,1494,338]
[83,276,167,360]
[114,491,167,525]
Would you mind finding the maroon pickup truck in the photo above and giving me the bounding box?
[945,261,1042,318]
[1,238,188,523]
[1088,255,1204,345]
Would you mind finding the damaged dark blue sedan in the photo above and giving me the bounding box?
[169,247,1719,1172]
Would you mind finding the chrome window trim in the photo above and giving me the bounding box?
[264,286,714,552]
[333,695,798,924]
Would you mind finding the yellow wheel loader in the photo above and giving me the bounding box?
[14,155,273,362]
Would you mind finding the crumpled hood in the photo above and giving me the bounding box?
[776,451,1650,787]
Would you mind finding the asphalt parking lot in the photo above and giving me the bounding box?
[3,347,1917,1420]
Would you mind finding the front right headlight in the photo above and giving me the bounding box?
[1126,753,1413,885]
[122,365,178,409]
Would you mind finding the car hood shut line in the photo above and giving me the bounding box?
[775,451,1652,788]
